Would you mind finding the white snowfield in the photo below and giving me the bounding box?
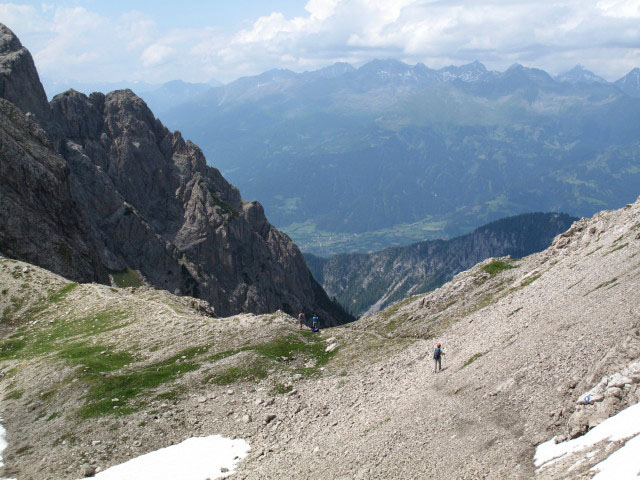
[85,435,249,480]
[0,419,16,480]
[535,402,640,479]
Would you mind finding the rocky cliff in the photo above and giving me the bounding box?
[0,23,350,324]
[306,212,576,316]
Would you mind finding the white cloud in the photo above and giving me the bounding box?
[1,0,639,85]
[305,0,341,20]
[597,0,640,18]
[141,44,174,67]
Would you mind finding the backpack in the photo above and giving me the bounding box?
[433,347,442,360]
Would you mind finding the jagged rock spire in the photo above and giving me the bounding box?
[0,23,50,123]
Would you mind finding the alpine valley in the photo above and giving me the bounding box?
[305,212,576,316]
[2,19,640,480]
[164,60,640,255]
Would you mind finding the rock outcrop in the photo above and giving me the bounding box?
[0,24,49,124]
[0,98,106,283]
[0,23,350,324]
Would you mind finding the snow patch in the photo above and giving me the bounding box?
[0,418,16,480]
[535,402,640,477]
[88,435,250,480]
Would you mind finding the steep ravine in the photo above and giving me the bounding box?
[306,212,576,316]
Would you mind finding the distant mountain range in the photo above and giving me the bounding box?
[305,212,576,316]
[157,60,640,255]
[41,78,222,116]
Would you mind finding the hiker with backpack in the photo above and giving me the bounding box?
[311,314,319,332]
[433,343,444,373]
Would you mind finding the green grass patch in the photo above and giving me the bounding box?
[59,343,134,375]
[78,346,204,418]
[567,279,583,290]
[0,337,27,360]
[586,246,603,256]
[154,387,187,402]
[48,283,78,303]
[379,296,416,321]
[520,273,541,287]
[586,277,618,296]
[1,283,78,326]
[4,389,24,400]
[156,386,187,402]
[605,243,628,256]
[206,331,337,385]
[482,260,516,276]
[461,352,486,369]
[271,383,294,395]
[111,269,144,288]
[207,363,269,386]
[0,309,130,360]
[14,445,32,455]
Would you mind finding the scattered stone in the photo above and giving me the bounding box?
[81,463,95,477]
[242,414,252,423]
[264,414,276,424]
[607,373,632,389]
[198,396,207,403]
[325,343,338,353]
[554,435,567,444]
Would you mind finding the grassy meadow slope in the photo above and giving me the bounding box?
[1,197,639,479]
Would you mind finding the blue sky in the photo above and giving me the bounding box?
[67,0,308,31]
[1,0,639,86]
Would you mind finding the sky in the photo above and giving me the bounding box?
[1,0,639,86]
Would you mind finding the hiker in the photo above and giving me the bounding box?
[311,313,319,332]
[298,311,306,329]
[433,343,444,373]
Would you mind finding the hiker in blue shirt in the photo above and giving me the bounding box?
[433,343,444,373]
[311,314,319,332]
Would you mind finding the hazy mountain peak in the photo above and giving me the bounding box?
[615,67,640,97]
[310,62,356,79]
[439,60,488,81]
[501,62,555,86]
[506,62,525,72]
[557,65,607,84]
[359,58,411,74]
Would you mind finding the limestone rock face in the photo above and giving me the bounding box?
[0,98,106,283]
[0,24,50,124]
[0,23,350,324]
